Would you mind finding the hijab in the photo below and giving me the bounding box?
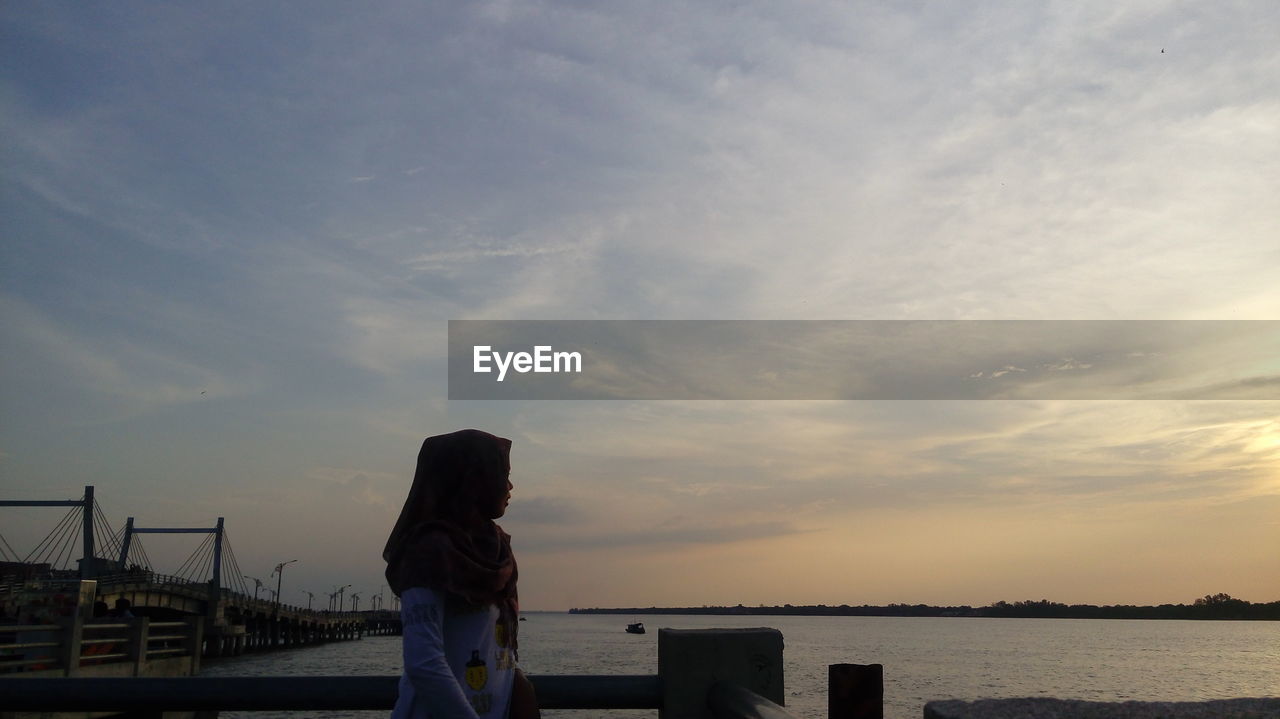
[383,429,519,656]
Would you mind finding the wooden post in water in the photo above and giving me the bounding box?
[828,664,883,719]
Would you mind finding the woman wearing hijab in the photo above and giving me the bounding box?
[384,429,539,719]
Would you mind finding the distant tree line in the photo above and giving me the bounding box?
[568,594,1280,620]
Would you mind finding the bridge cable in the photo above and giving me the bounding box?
[21,504,79,565]
[174,531,215,583]
[171,532,204,579]
[196,531,215,583]
[91,498,122,563]
[133,535,155,573]
[0,531,20,562]
[50,489,92,569]
[103,525,127,571]
[193,539,210,586]
[191,531,215,584]
[37,504,82,571]
[219,532,244,593]
[92,517,116,570]
[92,498,117,537]
[199,534,216,586]
[47,504,84,572]
[180,534,207,583]
[219,532,251,597]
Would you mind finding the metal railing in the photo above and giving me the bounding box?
[0,617,203,676]
[1,675,663,712]
[94,571,197,587]
[0,575,363,624]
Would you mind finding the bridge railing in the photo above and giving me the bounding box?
[0,576,85,601]
[0,615,203,677]
[95,571,200,588]
[0,574,365,625]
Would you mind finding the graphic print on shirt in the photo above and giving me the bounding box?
[494,619,515,670]
[465,650,488,690]
[466,648,494,714]
[403,601,440,628]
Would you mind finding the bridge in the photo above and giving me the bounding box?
[1,486,396,660]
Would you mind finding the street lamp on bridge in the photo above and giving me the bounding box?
[301,589,315,610]
[331,584,351,612]
[245,575,265,601]
[351,592,361,612]
[271,559,297,613]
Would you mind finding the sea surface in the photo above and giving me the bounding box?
[198,613,1280,719]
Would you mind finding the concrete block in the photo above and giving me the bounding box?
[924,697,1280,719]
[659,627,785,719]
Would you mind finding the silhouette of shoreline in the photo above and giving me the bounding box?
[569,594,1280,620]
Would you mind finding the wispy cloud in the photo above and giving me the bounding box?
[305,466,403,511]
[517,520,804,553]
[0,295,254,423]
[402,241,578,273]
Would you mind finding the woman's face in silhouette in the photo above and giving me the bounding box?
[466,440,512,520]
[475,470,513,519]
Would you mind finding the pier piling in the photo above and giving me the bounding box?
[828,664,883,719]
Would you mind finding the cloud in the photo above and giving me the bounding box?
[506,495,587,525]
[989,366,1027,378]
[334,296,447,376]
[502,399,1280,522]
[305,466,402,511]
[1043,358,1094,371]
[7,2,1277,328]
[0,294,255,423]
[518,520,803,552]
[402,241,577,274]
[1164,375,1280,401]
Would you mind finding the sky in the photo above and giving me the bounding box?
[2,1,1278,612]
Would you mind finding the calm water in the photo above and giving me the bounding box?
[199,613,1280,719]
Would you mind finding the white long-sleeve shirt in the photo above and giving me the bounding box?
[393,587,516,719]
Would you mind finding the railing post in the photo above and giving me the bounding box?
[57,613,85,677]
[186,616,204,674]
[658,628,784,719]
[828,664,883,719]
[129,617,151,675]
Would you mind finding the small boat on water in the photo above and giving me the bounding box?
[625,622,645,634]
